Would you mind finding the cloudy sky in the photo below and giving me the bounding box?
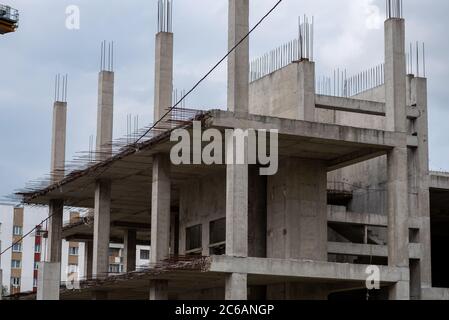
[0,0,448,200]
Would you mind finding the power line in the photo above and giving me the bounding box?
[135,0,284,144]
[1,0,284,258]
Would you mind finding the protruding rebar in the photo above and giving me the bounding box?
[157,0,173,33]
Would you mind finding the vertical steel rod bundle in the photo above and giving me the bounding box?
[54,74,68,102]
[249,15,314,83]
[157,0,173,33]
[386,0,403,19]
[100,40,115,72]
[316,63,385,97]
[406,41,427,77]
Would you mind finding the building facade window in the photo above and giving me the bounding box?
[209,218,226,255]
[108,264,121,273]
[13,225,23,236]
[35,244,41,253]
[33,277,38,288]
[12,242,22,252]
[68,264,78,274]
[34,262,39,270]
[11,277,21,287]
[69,246,79,256]
[140,249,150,260]
[11,260,21,269]
[186,224,202,255]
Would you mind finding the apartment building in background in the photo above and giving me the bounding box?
[0,204,48,296]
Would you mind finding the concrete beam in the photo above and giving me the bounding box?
[328,207,388,227]
[227,0,249,114]
[315,95,386,116]
[208,256,408,284]
[208,110,404,148]
[430,172,449,190]
[328,242,421,260]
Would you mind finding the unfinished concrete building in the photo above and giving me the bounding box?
[16,0,449,300]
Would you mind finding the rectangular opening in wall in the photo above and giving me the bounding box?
[186,224,202,255]
[140,249,150,260]
[209,218,226,255]
[409,228,420,243]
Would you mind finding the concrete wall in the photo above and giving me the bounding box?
[249,63,386,130]
[267,158,328,261]
[179,172,226,256]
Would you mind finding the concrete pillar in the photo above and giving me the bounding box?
[50,101,67,180]
[84,241,93,279]
[411,77,432,291]
[149,280,169,300]
[40,100,67,300]
[297,61,316,121]
[149,154,171,300]
[387,146,410,300]
[227,0,249,114]
[154,32,173,122]
[225,137,248,258]
[96,71,114,160]
[225,273,247,300]
[93,180,111,279]
[47,199,64,263]
[37,262,61,300]
[385,18,407,132]
[124,229,137,272]
[151,154,171,263]
[267,158,328,260]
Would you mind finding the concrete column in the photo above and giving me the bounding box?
[154,32,173,122]
[227,0,249,114]
[40,100,67,300]
[149,280,169,300]
[96,71,114,160]
[50,101,67,180]
[411,77,432,291]
[297,61,316,121]
[225,273,247,300]
[387,146,410,300]
[37,262,61,300]
[47,199,64,263]
[151,154,171,263]
[150,154,171,300]
[124,229,137,272]
[225,136,248,258]
[385,18,407,132]
[93,180,111,279]
[84,241,93,279]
